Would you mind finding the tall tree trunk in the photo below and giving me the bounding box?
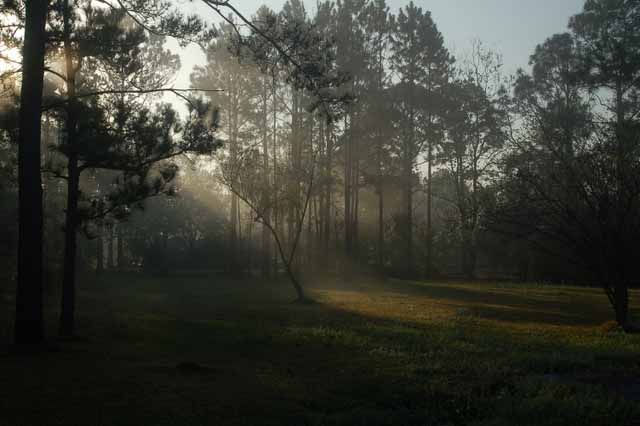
[461,226,476,280]
[467,157,479,280]
[272,74,279,275]
[60,0,80,337]
[289,89,302,277]
[304,116,314,274]
[323,122,333,271]
[117,225,124,270]
[96,228,104,275]
[404,112,414,278]
[344,112,354,278]
[261,79,271,278]
[107,225,114,270]
[229,99,239,275]
[426,138,433,278]
[377,181,384,271]
[375,42,386,273]
[405,166,413,278]
[353,135,360,263]
[612,77,630,330]
[305,205,313,275]
[317,121,326,269]
[375,122,385,271]
[614,284,629,328]
[60,154,79,337]
[42,118,52,289]
[15,0,49,345]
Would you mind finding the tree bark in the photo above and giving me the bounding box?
[14,0,49,345]
[60,0,80,337]
[60,153,79,337]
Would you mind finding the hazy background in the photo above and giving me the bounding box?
[168,0,585,93]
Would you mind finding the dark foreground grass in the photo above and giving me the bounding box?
[0,274,639,426]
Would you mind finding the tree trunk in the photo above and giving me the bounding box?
[317,121,327,270]
[426,138,433,279]
[344,112,355,279]
[117,226,124,270]
[289,90,302,278]
[404,106,415,278]
[614,283,629,328]
[377,183,384,271]
[14,0,49,345]
[96,229,104,275]
[107,225,114,270]
[60,156,79,337]
[230,190,239,274]
[403,131,413,278]
[353,145,360,263]
[405,173,413,278]
[261,78,271,278]
[60,1,79,337]
[228,75,240,276]
[344,114,351,256]
[323,122,333,271]
[376,126,385,271]
[261,210,271,276]
[272,73,279,275]
[305,205,313,275]
[250,200,308,303]
[462,228,476,280]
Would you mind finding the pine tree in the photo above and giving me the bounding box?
[14,0,49,345]
[49,2,219,336]
[390,2,451,277]
[361,0,393,271]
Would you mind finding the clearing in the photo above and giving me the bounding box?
[0,275,639,425]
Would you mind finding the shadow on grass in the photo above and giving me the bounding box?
[0,273,638,426]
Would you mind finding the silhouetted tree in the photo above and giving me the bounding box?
[13,0,48,345]
[495,0,640,329]
[440,42,505,279]
[389,2,452,277]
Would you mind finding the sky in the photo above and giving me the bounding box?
[169,0,586,94]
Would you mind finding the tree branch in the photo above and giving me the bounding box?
[41,87,224,111]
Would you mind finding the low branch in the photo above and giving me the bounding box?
[42,87,225,111]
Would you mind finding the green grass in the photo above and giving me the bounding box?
[0,274,639,425]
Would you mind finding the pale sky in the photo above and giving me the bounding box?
[169,0,585,92]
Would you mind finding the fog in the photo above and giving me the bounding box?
[1,1,639,424]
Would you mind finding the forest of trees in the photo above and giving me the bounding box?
[1,0,639,346]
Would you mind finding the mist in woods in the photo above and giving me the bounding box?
[0,1,639,425]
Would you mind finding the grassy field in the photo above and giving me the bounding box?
[1,274,639,425]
